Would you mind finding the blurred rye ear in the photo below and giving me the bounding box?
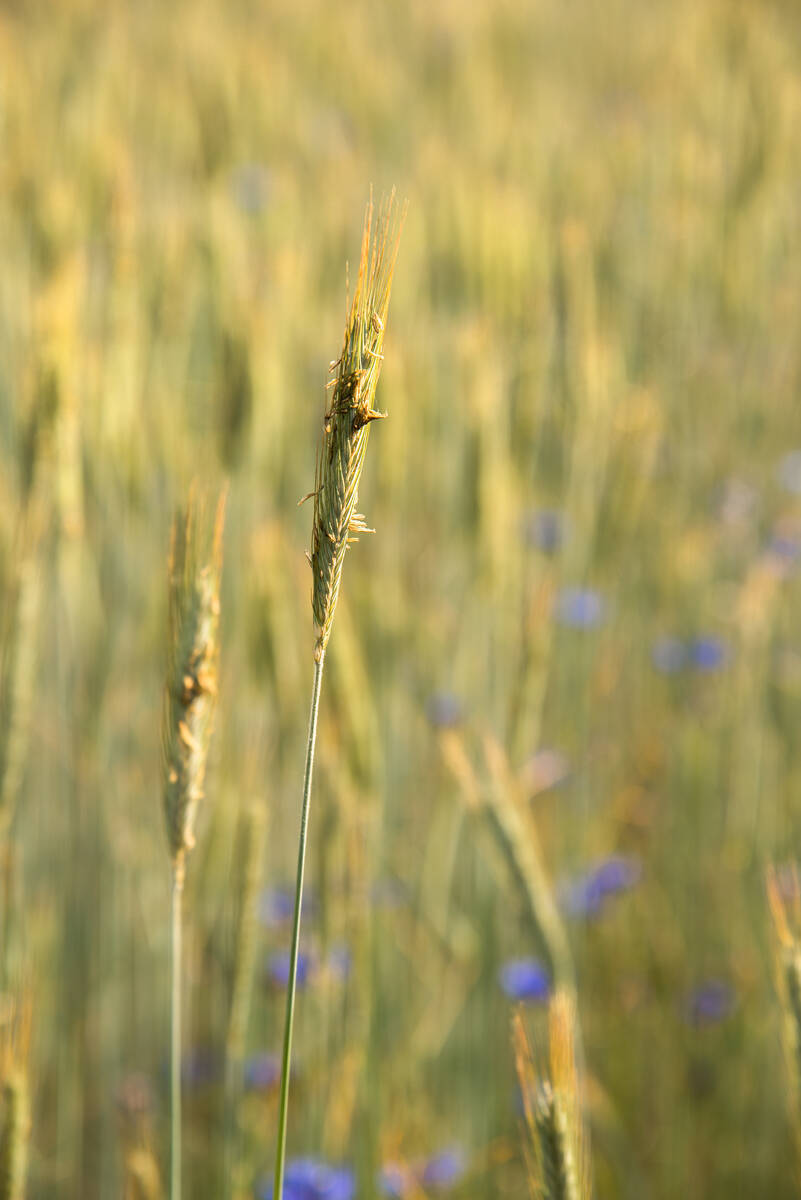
[513,990,590,1200]
[273,193,404,1200]
[439,729,575,995]
[767,865,801,1177]
[162,491,227,880]
[161,488,227,1200]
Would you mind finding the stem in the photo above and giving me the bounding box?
[170,865,184,1200]
[273,653,325,1200]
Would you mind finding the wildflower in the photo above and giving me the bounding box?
[379,1149,466,1197]
[685,981,735,1027]
[767,524,801,577]
[561,855,641,919]
[258,1159,355,1200]
[499,959,550,1003]
[244,1052,281,1093]
[591,855,641,895]
[259,888,295,927]
[688,637,728,673]
[555,587,605,630]
[259,887,317,929]
[266,950,315,990]
[421,1147,466,1189]
[769,534,801,562]
[426,692,463,729]
[524,509,565,554]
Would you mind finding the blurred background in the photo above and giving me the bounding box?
[3,0,801,1195]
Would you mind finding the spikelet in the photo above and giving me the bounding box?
[0,995,31,1200]
[513,991,589,1200]
[310,194,404,663]
[162,490,227,884]
[767,865,801,1174]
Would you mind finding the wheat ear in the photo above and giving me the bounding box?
[273,194,403,1200]
[310,192,405,662]
[161,489,226,1200]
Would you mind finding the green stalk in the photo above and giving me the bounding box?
[170,866,184,1200]
[273,653,325,1200]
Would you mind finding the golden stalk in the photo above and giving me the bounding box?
[274,193,403,1200]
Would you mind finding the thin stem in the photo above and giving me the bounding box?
[170,865,184,1200]
[273,653,325,1200]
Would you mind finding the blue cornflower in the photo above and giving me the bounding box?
[315,1166,355,1200]
[266,950,315,990]
[499,959,550,1003]
[688,637,728,673]
[426,692,464,729]
[592,855,642,895]
[561,876,605,918]
[259,887,316,929]
[555,587,605,630]
[770,534,801,560]
[685,981,735,1027]
[257,1159,355,1200]
[243,1052,281,1092]
[651,636,688,675]
[561,855,641,919]
[524,509,566,554]
[767,530,801,575]
[379,1149,466,1197]
[421,1147,466,1189]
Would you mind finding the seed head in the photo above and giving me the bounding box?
[162,489,226,881]
[310,193,404,662]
